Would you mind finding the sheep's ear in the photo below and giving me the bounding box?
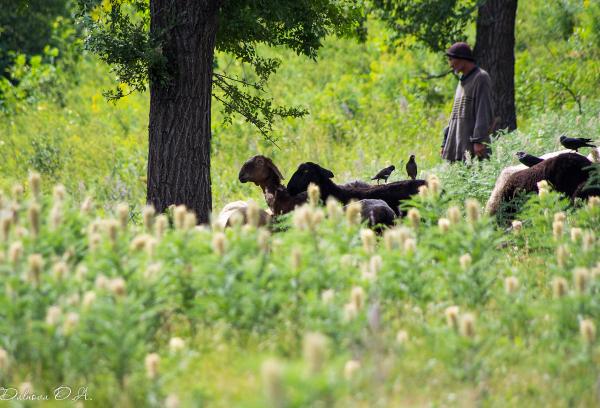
[265,158,285,180]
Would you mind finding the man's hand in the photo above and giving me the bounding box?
[473,142,486,158]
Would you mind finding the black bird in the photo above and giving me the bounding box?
[516,151,544,167]
[371,165,395,184]
[559,135,596,152]
[405,155,417,180]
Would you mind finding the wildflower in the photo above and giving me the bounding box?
[165,394,180,408]
[403,238,417,253]
[28,204,40,237]
[212,232,226,256]
[27,254,43,284]
[592,149,600,163]
[129,234,150,252]
[53,184,66,202]
[0,348,8,370]
[169,337,185,353]
[361,229,376,254]
[570,228,582,243]
[326,197,342,221]
[447,206,461,224]
[556,245,568,267]
[12,184,24,202]
[142,205,156,231]
[351,286,365,310]
[344,360,361,380]
[537,180,549,191]
[103,219,119,243]
[396,330,409,345]
[369,255,382,276]
[145,236,158,257]
[321,289,335,304]
[438,218,450,233]
[504,276,519,294]
[292,205,311,230]
[445,306,460,330]
[261,359,285,407]
[459,313,476,338]
[407,208,420,229]
[459,253,472,270]
[184,212,197,230]
[290,247,301,271]
[552,221,564,240]
[82,291,96,308]
[45,305,62,326]
[511,220,522,233]
[427,175,441,197]
[9,241,23,264]
[95,274,109,290]
[144,263,162,281]
[80,196,93,214]
[303,332,328,374]
[553,212,566,223]
[345,201,362,225]
[29,172,41,200]
[52,261,68,281]
[580,319,596,344]
[63,312,79,335]
[1,216,11,241]
[552,277,568,298]
[573,268,589,294]
[19,382,33,395]
[145,353,160,379]
[173,205,187,230]
[343,302,358,321]
[65,293,80,307]
[109,277,127,297]
[582,231,595,252]
[155,214,169,238]
[247,200,260,228]
[89,233,102,251]
[49,203,62,230]
[308,183,320,207]
[418,185,429,199]
[588,196,600,209]
[75,265,88,282]
[117,203,129,229]
[258,229,271,252]
[465,199,480,224]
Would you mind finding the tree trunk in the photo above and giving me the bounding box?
[474,0,518,132]
[147,0,219,223]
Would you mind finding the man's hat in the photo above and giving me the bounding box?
[446,42,475,62]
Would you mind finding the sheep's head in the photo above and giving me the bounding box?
[287,162,335,195]
[238,155,284,186]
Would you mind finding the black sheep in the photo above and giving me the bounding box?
[287,162,426,215]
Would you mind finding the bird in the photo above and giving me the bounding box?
[405,155,417,180]
[516,151,544,167]
[371,165,395,184]
[559,135,596,152]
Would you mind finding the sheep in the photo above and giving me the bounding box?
[216,201,271,229]
[491,153,595,218]
[486,148,599,215]
[347,199,396,229]
[238,155,307,216]
[286,162,426,215]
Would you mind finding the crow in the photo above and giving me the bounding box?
[516,151,544,167]
[405,155,417,180]
[371,165,395,184]
[559,135,596,152]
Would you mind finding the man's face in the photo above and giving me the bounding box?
[447,56,464,74]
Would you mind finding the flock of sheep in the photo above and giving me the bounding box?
[219,141,600,230]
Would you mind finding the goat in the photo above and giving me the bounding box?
[287,162,426,215]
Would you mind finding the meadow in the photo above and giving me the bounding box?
[1,1,600,407]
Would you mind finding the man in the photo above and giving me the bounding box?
[441,42,494,162]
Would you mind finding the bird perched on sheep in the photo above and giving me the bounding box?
[371,165,395,184]
[515,151,543,167]
[405,155,418,180]
[559,135,596,152]
[287,162,426,215]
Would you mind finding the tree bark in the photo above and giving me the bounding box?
[148,0,219,223]
[474,0,518,132]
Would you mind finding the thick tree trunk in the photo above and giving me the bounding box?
[148,0,219,223]
[474,0,518,132]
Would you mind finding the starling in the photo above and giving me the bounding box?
[371,165,395,184]
[405,155,417,180]
[559,135,596,152]
[516,151,544,167]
